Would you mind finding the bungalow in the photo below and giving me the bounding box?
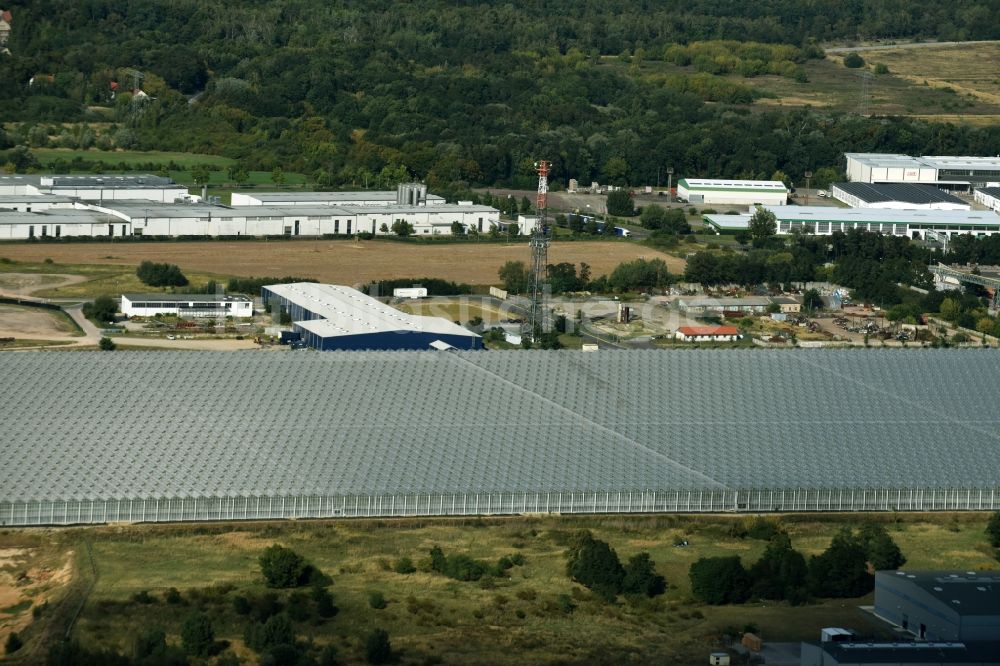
[674,325,740,342]
[770,296,801,314]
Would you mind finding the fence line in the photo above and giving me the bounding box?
[3,488,997,527]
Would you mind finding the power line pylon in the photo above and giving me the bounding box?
[528,160,551,341]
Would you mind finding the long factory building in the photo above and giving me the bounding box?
[1,350,999,526]
[844,153,1000,191]
[704,205,1000,239]
[0,176,501,239]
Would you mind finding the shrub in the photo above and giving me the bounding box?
[807,528,874,598]
[5,632,22,654]
[312,585,339,618]
[136,260,188,287]
[566,531,625,600]
[180,613,214,656]
[621,553,667,598]
[245,613,295,653]
[988,511,1000,548]
[369,591,387,609]
[164,587,182,604]
[286,591,311,621]
[232,595,252,615]
[259,545,315,588]
[131,590,155,604]
[83,294,117,323]
[365,629,392,665]
[393,556,416,574]
[689,556,752,604]
[843,53,865,68]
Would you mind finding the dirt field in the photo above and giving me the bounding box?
[0,304,80,339]
[0,240,682,286]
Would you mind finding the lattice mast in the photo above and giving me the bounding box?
[528,160,551,340]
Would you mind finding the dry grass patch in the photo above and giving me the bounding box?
[0,240,683,288]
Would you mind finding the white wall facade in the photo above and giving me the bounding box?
[47,187,191,203]
[0,218,127,240]
[831,185,969,210]
[677,180,787,206]
[121,295,253,318]
[974,189,1000,213]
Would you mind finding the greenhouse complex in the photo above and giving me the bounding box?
[2,350,1000,527]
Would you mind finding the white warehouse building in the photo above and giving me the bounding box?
[831,182,970,211]
[97,202,499,237]
[0,209,128,240]
[0,174,192,203]
[703,205,1000,240]
[231,183,446,207]
[845,153,1000,191]
[676,179,788,206]
[121,293,254,318]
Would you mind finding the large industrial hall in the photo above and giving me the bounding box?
[2,350,999,526]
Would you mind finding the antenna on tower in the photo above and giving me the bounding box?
[528,160,551,342]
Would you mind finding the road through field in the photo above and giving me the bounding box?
[824,39,1000,53]
[0,240,683,285]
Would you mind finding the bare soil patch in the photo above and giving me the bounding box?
[0,240,683,286]
[0,304,78,338]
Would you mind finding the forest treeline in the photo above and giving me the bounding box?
[1,1,999,190]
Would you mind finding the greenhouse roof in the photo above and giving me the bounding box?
[2,350,1000,503]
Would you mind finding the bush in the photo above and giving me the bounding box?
[393,556,416,574]
[988,511,1000,548]
[606,189,635,217]
[621,553,667,598]
[164,587,182,604]
[365,629,392,665]
[312,584,339,618]
[843,53,865,68]
[858,522,906,571]
[180,612,214,656]
[259,545,315,588]
[369,591,388,609]
[807,528,873,598]
[566,531,625,600]
[689,556,752,604]
[136,260,188,287]
[5,632,22,654]
[83,294,118,323]
[245,613,295,653]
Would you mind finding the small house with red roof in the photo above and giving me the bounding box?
[0,9,12,49]
[675,325,740,342]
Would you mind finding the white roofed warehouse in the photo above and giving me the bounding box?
[262,283,482,351]
[676,179,788,206]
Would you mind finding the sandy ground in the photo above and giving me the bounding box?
[0,240,683,285]
[0,304,79,339]
[0,547,74,647]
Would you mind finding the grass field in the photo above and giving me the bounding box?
[0,241,683,292]
[623,43,1000,122]
[0,259,227,299]
[758,44,1000,121]
[2,513,996,664]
